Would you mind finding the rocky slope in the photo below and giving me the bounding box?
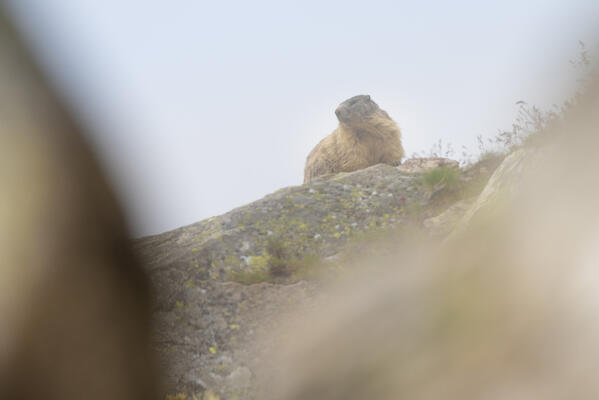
[134,157,502,399]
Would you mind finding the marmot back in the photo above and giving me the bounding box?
[303,95,404,183]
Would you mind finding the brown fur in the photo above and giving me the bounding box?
[304,95,404,183]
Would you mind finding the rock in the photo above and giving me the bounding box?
[135,158,480,288]
[396,157,459,174]
[154,280,319,397]
[0,12,158,400]
[134,157,498,398]
[225,366,252,390]
[452,148,535,235]
[460,154,505,181]
[423,197,476,237]
[134,164,431,286]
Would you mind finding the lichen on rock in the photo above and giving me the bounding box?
[135,157,500,398]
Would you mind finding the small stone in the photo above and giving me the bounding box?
[240,255,251,265]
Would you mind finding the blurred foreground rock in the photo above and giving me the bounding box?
[0,9,158,400]
[263,76,599,400]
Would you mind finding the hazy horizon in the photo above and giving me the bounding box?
[6,0,599,236]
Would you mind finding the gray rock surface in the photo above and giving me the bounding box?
[135,164,431,287]
[154,279,320,398]
[397,157,459,173]
[135,158,499,398]
[453,149,535,236]
[423,197,476,237]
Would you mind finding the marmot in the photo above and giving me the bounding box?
[304,95,404,183]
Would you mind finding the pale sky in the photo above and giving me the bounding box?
[6,1,599,236]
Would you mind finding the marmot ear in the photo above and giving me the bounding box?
[366,95,371,101]
[335,109,341,120]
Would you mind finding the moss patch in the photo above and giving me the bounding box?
[421,166,460,190]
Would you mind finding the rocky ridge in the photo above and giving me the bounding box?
[135,157,503,398]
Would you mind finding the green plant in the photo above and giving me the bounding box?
[227,236,323,284]
[226,258,271,284]
[421,167,460,190]
[265,236,291,278]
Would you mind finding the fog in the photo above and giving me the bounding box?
[5,0,599,236]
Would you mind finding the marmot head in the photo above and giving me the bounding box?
[335,95,384,126]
